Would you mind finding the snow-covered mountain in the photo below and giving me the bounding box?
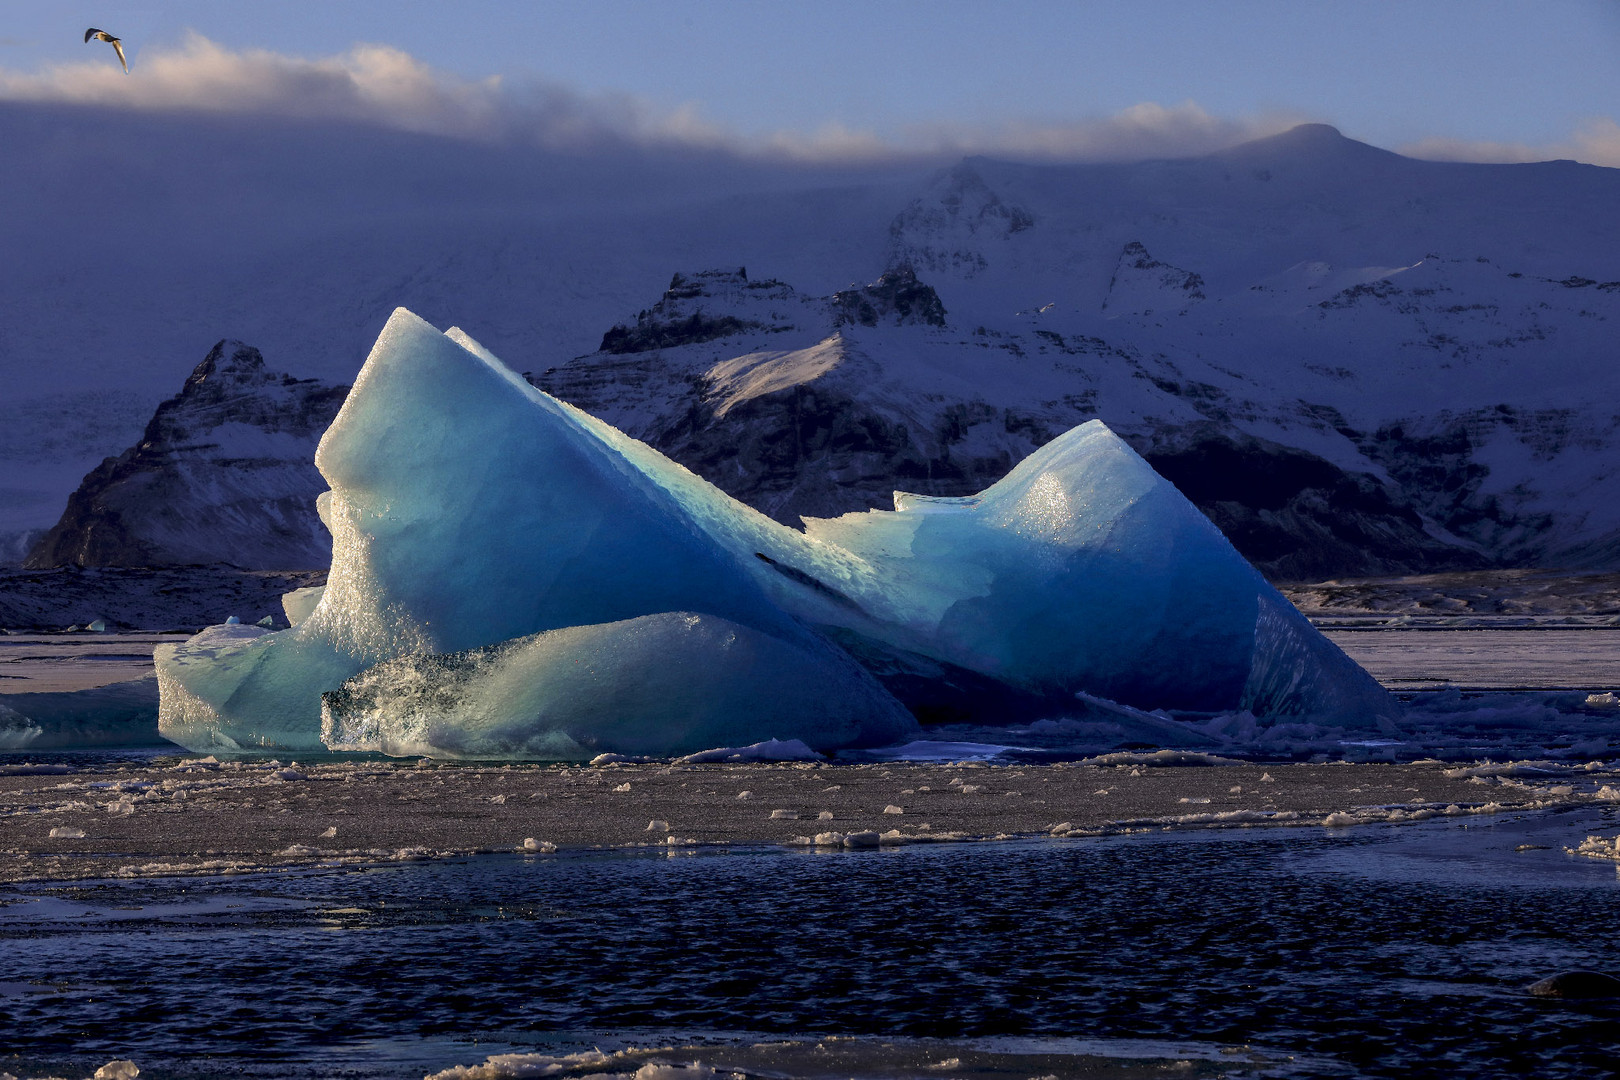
[533,128,1620,578]
[8,112,1619,578]
[26,341,345,569]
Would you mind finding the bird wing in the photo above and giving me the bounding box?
[84,27,102,43]
[112,38,128,73]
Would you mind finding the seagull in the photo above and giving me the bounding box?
[84,28,128,73]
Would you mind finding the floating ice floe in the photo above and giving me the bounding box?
[156,308,1396,759]
[0,676,163,750]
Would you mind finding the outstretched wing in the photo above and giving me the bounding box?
[112,38,128,73]
[84,27,103,43]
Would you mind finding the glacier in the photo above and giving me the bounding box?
[156,308,1396,758]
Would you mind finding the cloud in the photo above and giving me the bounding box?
[904,102,1306,163]
[1400,119,1620,169]
[2,34,1505,168]
[0,33,715,152]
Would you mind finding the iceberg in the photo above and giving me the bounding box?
[157,308,1396,758]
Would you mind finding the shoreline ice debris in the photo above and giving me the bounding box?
[156,307,1396,758]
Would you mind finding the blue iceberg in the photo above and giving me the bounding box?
[156,308,1395,758]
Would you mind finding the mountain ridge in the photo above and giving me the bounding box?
[8,121,1619,578]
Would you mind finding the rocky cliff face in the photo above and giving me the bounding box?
[26,342,347,570]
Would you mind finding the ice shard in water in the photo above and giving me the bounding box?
[157,308,1395,758]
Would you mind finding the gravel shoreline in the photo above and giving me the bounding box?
[4,755,1615,884]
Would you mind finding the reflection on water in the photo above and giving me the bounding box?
[1,814,1618,1079]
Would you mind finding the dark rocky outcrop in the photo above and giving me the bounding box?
[832,266,947,327]
[1133,427,1489,581]
[597,268,796,353]
[26,341,347,570]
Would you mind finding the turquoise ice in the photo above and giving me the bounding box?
[157,308,1395,758]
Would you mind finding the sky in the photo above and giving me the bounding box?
[1,0,1617,165]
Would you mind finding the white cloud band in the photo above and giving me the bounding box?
[2,34,1613,168]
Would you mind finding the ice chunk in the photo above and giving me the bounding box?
[1,676,162,749]
[157,307,1393,759]
[281,584,324,627]
[794,422,1395,724]
[321,612,907,759]
[676,737,824,763]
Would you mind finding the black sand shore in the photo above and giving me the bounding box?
[4,756,1611,885]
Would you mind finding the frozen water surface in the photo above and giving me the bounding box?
[1325,629,1620,690]
[1,816,1617,1079]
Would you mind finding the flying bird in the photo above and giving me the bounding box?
[84,28,128,73]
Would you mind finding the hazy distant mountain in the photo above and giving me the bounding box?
[8,117,1619,578]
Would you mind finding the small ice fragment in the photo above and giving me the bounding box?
[276,768,306,781]
[1547,785,1574,797]
[612,782,631,793]
[818,810,834,820]
[677,738,824,763]
[1322,812,1358,827]
[958,784,982,794]
[1178,797,1210,804]
[1586,692,1620,707]
[256,615,276,628]
[1093,789,1109,795]
[520,837,556,853]
[646,819,670,832]
[1229,786,1243,794]
[490,794,507,804]
[883,805,904,815]
[1129,768,1141,777]
[105,797,135,816]
[1049,822,1073,835]
[843,831,881,848]
[224,615,240,625]
[94,1062,139,1080]
[1260,772,1275,782]
[770,809,799,819]
[278,844,319,856]
[49,826,85,838]
[900,789,915,795]
[87,619,106,632]
[320,826,337,838]
[736,790,753,800]
[821,785,841,792]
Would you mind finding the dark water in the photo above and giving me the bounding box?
[2,811,1618,1080]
